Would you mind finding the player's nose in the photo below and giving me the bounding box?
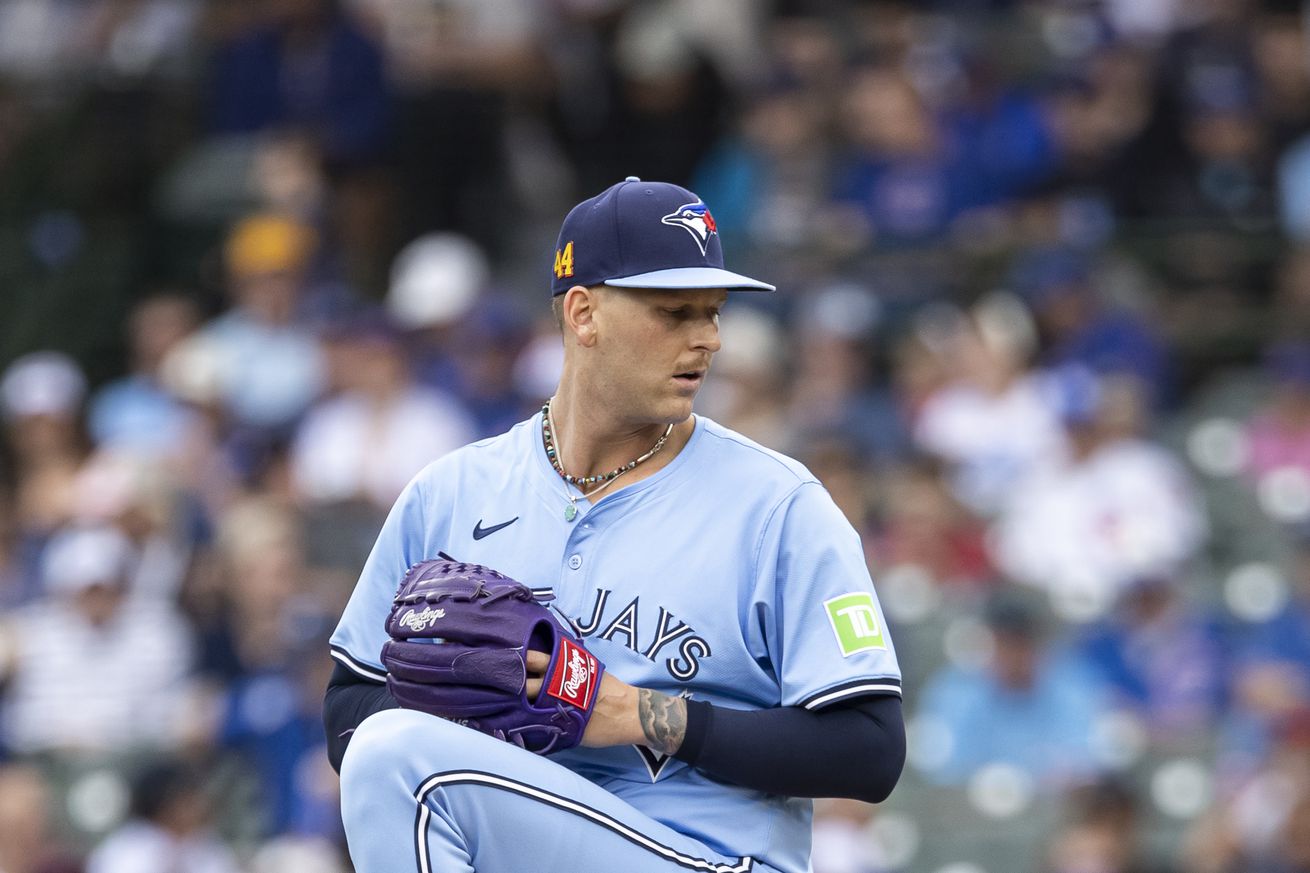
[691,317,721,354]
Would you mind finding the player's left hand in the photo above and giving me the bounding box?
[383,559,608,755]
[526,650,643,748]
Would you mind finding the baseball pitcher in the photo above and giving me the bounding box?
[324,178,905,873]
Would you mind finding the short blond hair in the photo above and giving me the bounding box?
[551,294,564,331]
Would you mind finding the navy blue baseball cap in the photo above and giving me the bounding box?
[550,177,775,295]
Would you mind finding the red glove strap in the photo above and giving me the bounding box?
[544,637,601,710]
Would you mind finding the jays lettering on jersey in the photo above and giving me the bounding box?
[329,412,900,873]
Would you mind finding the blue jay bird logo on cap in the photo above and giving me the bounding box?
[661,201,718,256]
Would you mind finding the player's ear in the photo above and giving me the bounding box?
[562,285,599,348]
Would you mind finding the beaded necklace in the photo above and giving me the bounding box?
[541,398,673,521]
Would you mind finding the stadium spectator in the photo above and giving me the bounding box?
[0,525,196,756]
[800,435,881,539]
[911,295,1066,515]
[191,497,346,835]
[990,367,1206,612]
[1044,44,1161,212]
[1040,778,1176,873]
[1077,575,1228,743]
[1226,529,1310,765]
[509,316,566,410]
[938,50,1059,210]
[1245,341,1310,481]
[442,298,536,438]
[1010,248,1170,405]
[381,232,533,436]
[153,333,244,526]
[1253,11,1310,151]
[208,0,389,169]
[548,2,732,199]
[343,0,545,252]
[86,758,240,873]
[65,449,199,603]
[787,283,908,463]
[0,0,200,82]
[810,798,889,873]
[832,64,963,246]
[914,592,1109,788]
[1185,708,1310,873]
[290,314,475,510]
[1156,7,1276,230]
[0,351,91,599]
[190,212,327,479]
[0,762,79,873]
[88,293,202,459]
[873,456,995,591]
[694,305,793,451]
[385,232,487,392]
[0,351,88,488]
[692,77,836,255]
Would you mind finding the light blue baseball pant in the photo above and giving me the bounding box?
[339,709,769,873]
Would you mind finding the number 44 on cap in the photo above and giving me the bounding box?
[554,241,575,280]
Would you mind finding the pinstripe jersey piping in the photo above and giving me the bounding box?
[411,770,754,873]
[798,677,902,710]
[330,645,387,683]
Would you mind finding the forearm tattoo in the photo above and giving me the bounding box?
[638,689,686,755]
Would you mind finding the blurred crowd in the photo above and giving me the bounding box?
[4,1,1310,872]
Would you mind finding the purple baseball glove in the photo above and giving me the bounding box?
[380,559,605,754]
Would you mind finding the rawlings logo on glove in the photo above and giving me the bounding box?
[397,606,446,632]
[547,639,600,709]
[380,559,606,754]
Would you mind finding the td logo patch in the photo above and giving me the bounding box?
[824,593,885,657]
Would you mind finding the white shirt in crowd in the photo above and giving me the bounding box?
[1,599,195,754]
[913,375,1068,515]
[990,437,1207,606]
[290,386,476,508]
[87,821,240,873]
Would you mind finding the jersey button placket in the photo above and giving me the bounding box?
[568,554,583,570]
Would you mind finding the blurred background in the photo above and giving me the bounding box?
[3,0,1310,871]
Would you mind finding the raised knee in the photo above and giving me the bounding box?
[340,709,430,793]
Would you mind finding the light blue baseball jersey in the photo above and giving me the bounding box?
[330,411,901,873]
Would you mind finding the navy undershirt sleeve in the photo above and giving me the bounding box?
[326,662,905,801]
[324,662,399,772]
[674,695,905,803]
